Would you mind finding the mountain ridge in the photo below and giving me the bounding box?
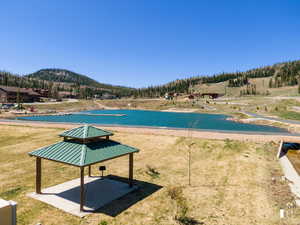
[0,59,300,98]
[134,59,300,97]
[25,68,133,90]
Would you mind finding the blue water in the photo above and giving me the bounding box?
[19,109,289,133]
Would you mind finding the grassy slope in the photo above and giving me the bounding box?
[0,125,298,225]
[193,76,299,97]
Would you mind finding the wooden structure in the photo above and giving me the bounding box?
[29,125,139,211]
[200,93,220,99]
[0,86,41,103]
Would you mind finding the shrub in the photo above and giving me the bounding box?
[167,187,202,225]
[167,186,183,201]
[145,165,160,179]
[99,220,108,225]
[0,186,23,199]
[224,139,243,153]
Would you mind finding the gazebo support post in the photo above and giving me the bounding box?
[88,165,91,177]
[80,167,85,212]
[36,157,42,194]
[129,153,133,187]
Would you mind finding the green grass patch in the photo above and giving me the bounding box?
[231,112,250,119]
[223,139,244,152]
[0,186,24,199]
[145,165,160,179]
[277,111,300,121]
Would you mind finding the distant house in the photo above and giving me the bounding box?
[33,89,49,98]
[0,86,41,103]
[101,93,117,100]
[188,94,195,100]
[165,92,178,100]
[58,91,76,99]
[187,93,221,100]
[200,93,221,99]
[165,92,172,100]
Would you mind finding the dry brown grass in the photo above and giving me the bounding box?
[287,150,300,175]
[0,125,298,225]
[26,100,101,112]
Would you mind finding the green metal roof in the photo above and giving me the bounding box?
[29,139,139,166]
[59,125,113,139]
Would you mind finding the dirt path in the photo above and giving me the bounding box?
[246,112,300,125]
[93,101,119,109]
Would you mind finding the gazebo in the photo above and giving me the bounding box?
[28,125,139,212]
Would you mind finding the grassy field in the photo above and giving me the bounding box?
[26,100,102,112]
[0,125,299,225]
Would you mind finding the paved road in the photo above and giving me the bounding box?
[245,112,300,125]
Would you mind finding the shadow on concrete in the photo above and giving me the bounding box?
[95,175,163,217]
[53,175,162,216]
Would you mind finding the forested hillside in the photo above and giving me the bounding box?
[1,60,300,99]
[134,60,300,97]
[0,69,134,98]
[25,69,134,95]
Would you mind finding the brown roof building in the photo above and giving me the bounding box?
[0,86,41,103]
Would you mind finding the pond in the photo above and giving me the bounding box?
[19,109,289,134]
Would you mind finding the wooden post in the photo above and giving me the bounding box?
[80,167,85,212]
[129,153,133,187]
[188,149,191,186]
[88,165,91,177]
[36,157,42,194]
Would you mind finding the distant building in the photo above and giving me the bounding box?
[165,92,172,100]
[58,91,76,99]
[33,89,49,98]
[188,94,195,100]
[101,93,117,100]
[165,92,178,100]
[0,86,40,103]
[187,93,221,100]
[200,93,221,99]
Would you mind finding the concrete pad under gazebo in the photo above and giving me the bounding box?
[28,176,138,217]
[27,125,139,215]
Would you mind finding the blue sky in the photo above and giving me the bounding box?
[0,0,299,88]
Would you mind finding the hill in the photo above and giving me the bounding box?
[1,60,300,99]
[25,68,134,94]
[26,69,104,87]
[134,60,300,97]
[0,69,134,98]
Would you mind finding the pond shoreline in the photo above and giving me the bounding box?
[0,119,299,143]
[15,109,289,133]
[2,106,297,134]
